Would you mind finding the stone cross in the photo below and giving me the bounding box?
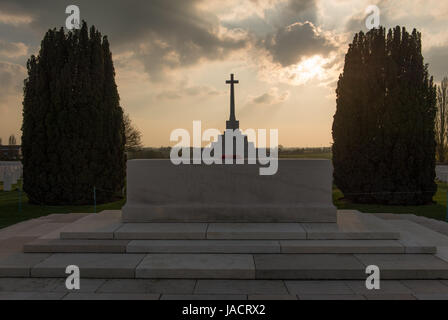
[226,74,239,130]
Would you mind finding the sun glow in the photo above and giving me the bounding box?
[258,54,335,86]
[294,55,328,84]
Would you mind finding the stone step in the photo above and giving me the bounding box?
[23,239,130,253]
[60,222,400,241]
[55,211,400,240]
[2,253,448,280]
[124,239,429,254]
[23,239,431,254]
[253,254,448,280]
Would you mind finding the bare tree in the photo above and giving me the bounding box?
[436,77,448,163]
[8,134,16,145]
[124,113,143,152]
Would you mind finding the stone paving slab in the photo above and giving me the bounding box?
[374,212,448,237]
[304,211,400,240]
[136,254,255,279]
[403,245,436,254]
[0,237,37,254]
[413,293,448,300]
[54,212,402,240]
[298,294,365,300]
[364,294,416,300]
[0,291,66,300]
[0,277,105,293]
[355,254,448,279]
[400,280,448,293]
[248,294,298,300]
[0,253,51,277]
[388,220,448,253]
[253,254,366,279]
[24,239,130,253]
[160,294,247,300]
[437,246,448,263]
[31,253,145,278]
[0,219,50,239]
[59,212,123,240]
[10,223,68,238]
[344,280,412,294]
[207,223,306,239]
[303,225,399,240]
[195,280,288,295]
[127,240,280,253]
[280,240,405,254]
[41,213,90,223]
[63,293,160,300]
[285,280,353,294]
[1,291,447,300]
[1,278,448,299]
[97,279,196,294]
[114,223,208,240]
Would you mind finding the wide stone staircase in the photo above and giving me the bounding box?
[2,210,448,280]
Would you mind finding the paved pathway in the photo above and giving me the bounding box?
[1,278,448,300]
[1,212,448,300]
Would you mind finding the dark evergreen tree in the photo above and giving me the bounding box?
[22,21,125,204]
[332,26,437,205]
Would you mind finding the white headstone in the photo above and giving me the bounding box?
[0,161,22,191]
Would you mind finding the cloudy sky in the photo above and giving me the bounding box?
[0,0,447,147]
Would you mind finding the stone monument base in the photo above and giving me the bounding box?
[121,159,336,223]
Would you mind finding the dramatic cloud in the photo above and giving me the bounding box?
[0,40,27,58]
[425,45,448,82]
[0,0,248,80]
[157,84,222,100]
[0,61,25,99]
[0,0,447,147]
[277,0,318,25]
[263,21,336,67]
[250,87,290,105]
[0,11,33,26]
[221,0,318,32]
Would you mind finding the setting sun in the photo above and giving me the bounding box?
[293,55,328,84]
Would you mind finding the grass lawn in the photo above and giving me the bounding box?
[1,176,447,230]
[333,181,448,221]
[0,181,125,229]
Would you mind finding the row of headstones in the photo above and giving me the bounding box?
[0,161,22,191]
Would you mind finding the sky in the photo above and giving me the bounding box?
[0,0,447,147]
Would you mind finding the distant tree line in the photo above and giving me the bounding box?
[124,113,143,152]
[127,146,331,160]
[0,135,18,145]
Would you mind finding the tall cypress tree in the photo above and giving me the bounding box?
[332,26,437,205]
[22,21,125,205]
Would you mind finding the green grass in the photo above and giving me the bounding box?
[333,181,448,221]
[1,176,447,230]
[0,181,125,229]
